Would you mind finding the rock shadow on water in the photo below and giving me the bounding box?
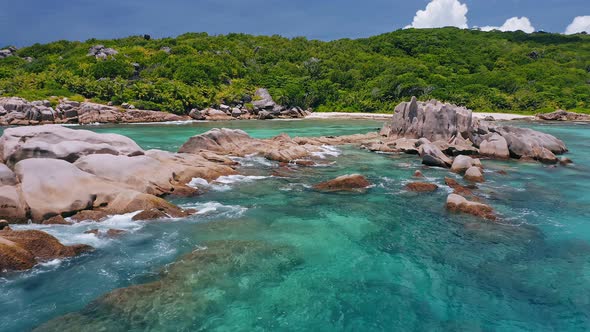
[34,239,304,332]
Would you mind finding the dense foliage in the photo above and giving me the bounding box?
[1,28,589,114]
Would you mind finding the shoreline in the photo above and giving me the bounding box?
[307,112,534,121]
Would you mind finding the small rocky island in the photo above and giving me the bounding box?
[0,97,569,272]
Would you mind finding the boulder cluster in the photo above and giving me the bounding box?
[0,97,187,126]
[536,110,590,122]
[379,97,568,164]
[371,97,571,221]
[87,45,119,59]
[0,46,17,59]
[189,88,310,121]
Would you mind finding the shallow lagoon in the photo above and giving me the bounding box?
[1,119,590,331]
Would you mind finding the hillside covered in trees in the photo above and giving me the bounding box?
[1,28,589,114]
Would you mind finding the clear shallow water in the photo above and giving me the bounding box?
[1,119,590,331]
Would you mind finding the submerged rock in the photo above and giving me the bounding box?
[446,194,495,220]
[35,240,302,331]
[313,174,371,192]
[0,229,92,272]
[405,182,438,192]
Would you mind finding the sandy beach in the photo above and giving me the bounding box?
[307,112,534,121]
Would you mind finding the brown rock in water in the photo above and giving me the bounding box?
[559,158,573,165]
[413,170,424,178]
[0,229,93,272]
[106,229,126,237]
[446,194,496,220]
[445,177,479,200]
[132,209,169,221]
[464,166,485,183]
[42,215,72,225]
[70,210,109,222]
[405,182,438,192]
[313,174,371,192]
[84,229,99,235]
[497,170,508,175]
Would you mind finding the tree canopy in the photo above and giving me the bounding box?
[1,28,589,114]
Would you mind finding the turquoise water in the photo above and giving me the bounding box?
[1,119,590,331]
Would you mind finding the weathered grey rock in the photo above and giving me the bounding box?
[385,97,473,141]
[252,88,277,110]
[258,110,274,120]
[189,109,205,120]
[231,108,242,117]
[87,45,118,58]
[0,125,144,166]
[479,133,510,159]
[202,108,233,120]
[536,110,590,122]
[492,126,566,163]
[420,142,452,168]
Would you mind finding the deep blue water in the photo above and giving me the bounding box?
[1,119,589,331]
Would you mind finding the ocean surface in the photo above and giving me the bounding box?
[1,119,589,331]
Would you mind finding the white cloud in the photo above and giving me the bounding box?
[479,17,535,33]
[406,0,469,29]
[565,16,590,35]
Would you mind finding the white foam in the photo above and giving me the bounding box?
[181,201,248,219]
[10,211,143,248]
[311,145,341,159]
[231,155,275,167]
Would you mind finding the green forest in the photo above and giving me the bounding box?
[1,27,589,114]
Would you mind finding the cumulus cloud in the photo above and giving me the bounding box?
[565,16,590,35]
[480,17,535,33]
[406,0,468,29]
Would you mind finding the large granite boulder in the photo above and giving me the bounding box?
[478,133,510,159]
[74,152,237,196]
[0,228,92,272]
[385,97,473,141]
[451,155,481,174]
[420,142,452,168]
[252,88,277,111]
[490,126,567,163]
[0,185,28,223]
[14,158,188,222]
[0,163,17,185]
[0,125,144,166]
[178,128,322,163]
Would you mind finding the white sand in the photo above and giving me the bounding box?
[307,112,533,121]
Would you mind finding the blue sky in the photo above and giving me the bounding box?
[1,0,589,46]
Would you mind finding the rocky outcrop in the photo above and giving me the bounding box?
[382,97,568,164]
[0,47,17,59]
[313,174,371,192]
[0,228,92,272]
[490,126,566,163]
[87,45,118,59]
[0,98,188,126]
[385,97,473,141]
[0,125,144,166]
[446,194,495,220]
[405,182,438,192]
[536,110,590,122]
[0,125,241,225]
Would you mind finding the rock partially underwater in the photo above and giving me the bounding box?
[34,240,303,331]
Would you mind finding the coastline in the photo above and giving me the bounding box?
[307,112,534,121]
